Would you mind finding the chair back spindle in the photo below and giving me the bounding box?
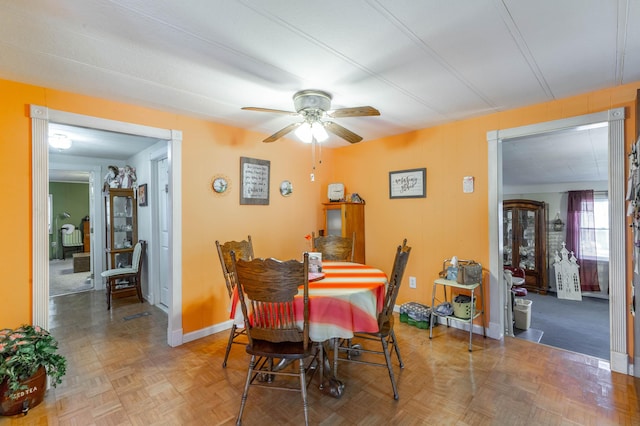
[311,232,355,262]
[379,241,411,330]
[231,253,309,349]
[215,236,254,298]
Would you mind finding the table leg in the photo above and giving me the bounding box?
[317,340,344,398]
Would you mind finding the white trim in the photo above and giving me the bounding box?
[30,105,183,346]
[487,107,628,374]
[168,130,183,347]
[182,320,233,344]
[31,105,49,328]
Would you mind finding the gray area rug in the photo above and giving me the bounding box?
[514,292,609,360]
[50,259,94,297]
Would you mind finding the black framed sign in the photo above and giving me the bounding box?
[240,157,270,205]
[389,168,426,199]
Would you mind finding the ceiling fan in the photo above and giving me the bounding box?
[242,90,380,144]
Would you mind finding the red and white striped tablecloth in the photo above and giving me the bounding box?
[303,262,387,342]
[231,262,387,342]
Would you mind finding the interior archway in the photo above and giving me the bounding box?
[30,105,184,347]
[487,108,627,374]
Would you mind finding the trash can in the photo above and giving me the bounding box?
[514,299,532,330]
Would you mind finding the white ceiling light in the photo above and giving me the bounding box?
[295,122,329,144]
[49,133,72,150]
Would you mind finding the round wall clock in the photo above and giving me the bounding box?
[280,180,293,197]
[211,175,230,195]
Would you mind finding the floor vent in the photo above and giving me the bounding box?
[123,311,151,321]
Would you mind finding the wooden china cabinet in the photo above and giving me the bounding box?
[323,202,365,264]
[104,188,138,270]
[503,199,547,294]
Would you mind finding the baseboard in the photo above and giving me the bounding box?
[182,320,232,344]
[433,316,500,340]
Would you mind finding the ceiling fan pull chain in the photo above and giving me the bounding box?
[311,136,317,181]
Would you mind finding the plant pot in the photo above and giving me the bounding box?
[0,366,47,416]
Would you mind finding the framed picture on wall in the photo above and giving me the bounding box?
[389,168,426,199]
[240,157,270,205]
[138,184,148,206]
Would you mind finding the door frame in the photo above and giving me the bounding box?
[31,105,184,347]
[149,151,169,310]
[48,162,101,287]
[487,107,628,374]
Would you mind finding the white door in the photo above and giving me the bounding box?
[157,157,170,307]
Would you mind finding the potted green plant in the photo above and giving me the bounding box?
[0,325,67,416]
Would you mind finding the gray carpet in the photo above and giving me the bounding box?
[50,259,94,297]
[514,292,609,360]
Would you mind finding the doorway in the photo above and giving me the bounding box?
[487,107,629,374]
[48,176,94,297]
[30,105,184,347]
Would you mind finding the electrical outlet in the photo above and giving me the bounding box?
[409,276,417,288]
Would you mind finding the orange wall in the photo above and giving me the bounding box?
[1,78,638,347]
[0,79,331,330]
[332,83,638,344]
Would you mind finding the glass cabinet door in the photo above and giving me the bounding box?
[503,199,547,294]
[503,209,513,265]
[518,209,537,271]
[104,188,137,270]
[112,194,135,251]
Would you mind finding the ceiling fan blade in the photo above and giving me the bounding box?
[263,122,302,143]
[324,121,363,144]
[241,107,299,116]
[327,106,380,118]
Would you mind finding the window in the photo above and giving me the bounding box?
[580,192,609,260]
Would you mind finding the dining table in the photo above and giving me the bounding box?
[229,260,388,397]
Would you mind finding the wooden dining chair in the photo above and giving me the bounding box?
[333,239,411,400]
[100,240,146,310]
[231,252,320,426]
[215,236,254,368]
[311,232,355,262]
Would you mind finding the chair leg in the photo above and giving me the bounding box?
[135,279,143,303]
[390,329,404,368]
[317,342,324,389]
[106,279,112,310]
[236,355,255,425]
[333,338,339,378]
[380,338,399,400]
[298,359,309,426]
[222,324,237,368]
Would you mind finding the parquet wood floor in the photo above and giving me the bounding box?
[2,290,638,425]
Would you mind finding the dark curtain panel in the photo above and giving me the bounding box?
[566,190,601,292]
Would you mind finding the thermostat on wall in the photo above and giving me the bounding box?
[328,183,345,201]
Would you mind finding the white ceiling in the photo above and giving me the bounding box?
[3,1,635,185]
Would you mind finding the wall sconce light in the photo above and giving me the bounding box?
[553,212,564,231]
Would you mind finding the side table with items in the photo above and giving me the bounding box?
[429,266,486,351]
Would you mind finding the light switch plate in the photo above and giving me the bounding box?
[463,176,474,193]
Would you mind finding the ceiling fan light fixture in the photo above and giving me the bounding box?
[293,90,331,113]
[295,122,328,143]
[49,133,72,150]
[242,88,379,144]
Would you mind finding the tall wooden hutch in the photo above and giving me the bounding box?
[323,202,365,264]
[104,188,138,270]
[503,199,547,294]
